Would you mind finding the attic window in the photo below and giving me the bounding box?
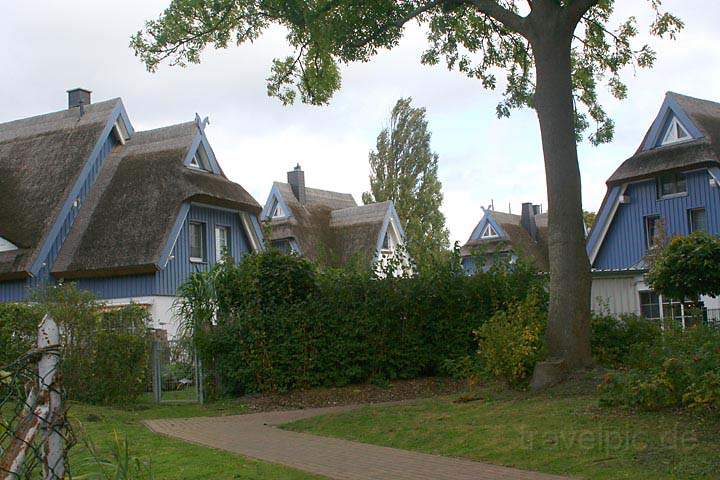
[271,200,285,218]
[481,224,498,239]
[111,120,129,145]
[660,117,691,146]
[189,144,211,171]
[0,236,18,252]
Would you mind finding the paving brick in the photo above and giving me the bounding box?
[145,404,571,480]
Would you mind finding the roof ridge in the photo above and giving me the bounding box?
[0,98,121,129]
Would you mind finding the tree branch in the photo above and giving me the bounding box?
[565,0,599,26]
[468,0,528,34]
[350,0,446,49]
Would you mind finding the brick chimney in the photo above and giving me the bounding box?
[287,164,306,204]
[520,202,539,242]
[67,88,91,109]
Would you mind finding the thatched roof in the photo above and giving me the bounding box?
[0,99,119,279]
[267,182,392,267]
[53,123,260,279]
[462,209,549,271]
[608,92,720,185]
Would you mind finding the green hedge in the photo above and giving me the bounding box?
[0,303,43,366]
[1,284,152,405]
[178,249,545,396]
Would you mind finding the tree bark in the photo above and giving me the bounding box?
[529,28,594,377]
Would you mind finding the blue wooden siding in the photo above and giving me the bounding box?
[154,204,252,296]
[75,205,253,300]
[594,169,720,270]
[0,280,30,302]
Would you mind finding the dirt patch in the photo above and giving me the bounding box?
[237,377,467,413]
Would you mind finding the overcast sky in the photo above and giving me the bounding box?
[2,1,719,244]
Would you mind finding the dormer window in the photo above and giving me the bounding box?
[0,236,18,253]
[660,117,691,146]
[271,200,285,218]
[481,224,498,239]
[189,144,211,171]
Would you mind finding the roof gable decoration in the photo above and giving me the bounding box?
[260,184,293,221]
[183,125,222,175]
[0,237,18,252]
[642,94,703,151]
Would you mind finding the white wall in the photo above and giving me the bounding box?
[103,295,182,338]
[591,276,642,316]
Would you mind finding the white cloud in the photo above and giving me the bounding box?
[1,1,718,244]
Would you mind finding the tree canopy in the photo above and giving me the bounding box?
[133,1,681,145]
[646,232,720,301]
[362,98,449,267]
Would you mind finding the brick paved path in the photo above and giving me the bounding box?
[145,404,571,480]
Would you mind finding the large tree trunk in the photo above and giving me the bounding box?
[530,30,594,386]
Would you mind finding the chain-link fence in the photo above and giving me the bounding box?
[0,316,73,480]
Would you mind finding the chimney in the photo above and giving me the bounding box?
[67,88,91,109]
[287,164,306,204]
[532,204,542,215]
[521,202,539,242]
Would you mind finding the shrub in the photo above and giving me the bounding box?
[179,249,545,396]
[34,284,152,405]
[598,323,720,411]
[590,312,661,368]
[0,303,43,366]
[475,291,548,386]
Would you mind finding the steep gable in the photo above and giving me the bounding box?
[0,99,121,279]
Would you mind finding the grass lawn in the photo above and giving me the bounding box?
[285,374,720,480]
[68,400,324,480]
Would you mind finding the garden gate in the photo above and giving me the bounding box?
[151,339,204,404]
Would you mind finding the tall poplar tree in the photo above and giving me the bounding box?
[362,98,449,266]
[132,0,682,383]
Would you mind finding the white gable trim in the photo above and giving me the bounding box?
[0,237,18,252]
[588,183,627,265]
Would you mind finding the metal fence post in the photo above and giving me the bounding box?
[37,315,64,480]
[152,340,162,404]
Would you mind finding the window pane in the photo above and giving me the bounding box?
[189,223,204,260]
[690,209,707,232]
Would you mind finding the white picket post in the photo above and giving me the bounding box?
[37,315,64,480]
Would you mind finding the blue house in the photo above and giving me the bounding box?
[0,89,264,334]
[588,92,720,325]
[261,165,407,270]
[461,203,549,274]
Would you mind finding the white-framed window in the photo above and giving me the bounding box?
[688,208,707,233]
[481,223,498,239]
[657,172,687,198]
[639,290,700,328]
[644,215,662,249]
[660,117,691,146]
[215,225,231,262]
[189,221,206,263]
[189,144,211,171]
[271,200,285,218]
